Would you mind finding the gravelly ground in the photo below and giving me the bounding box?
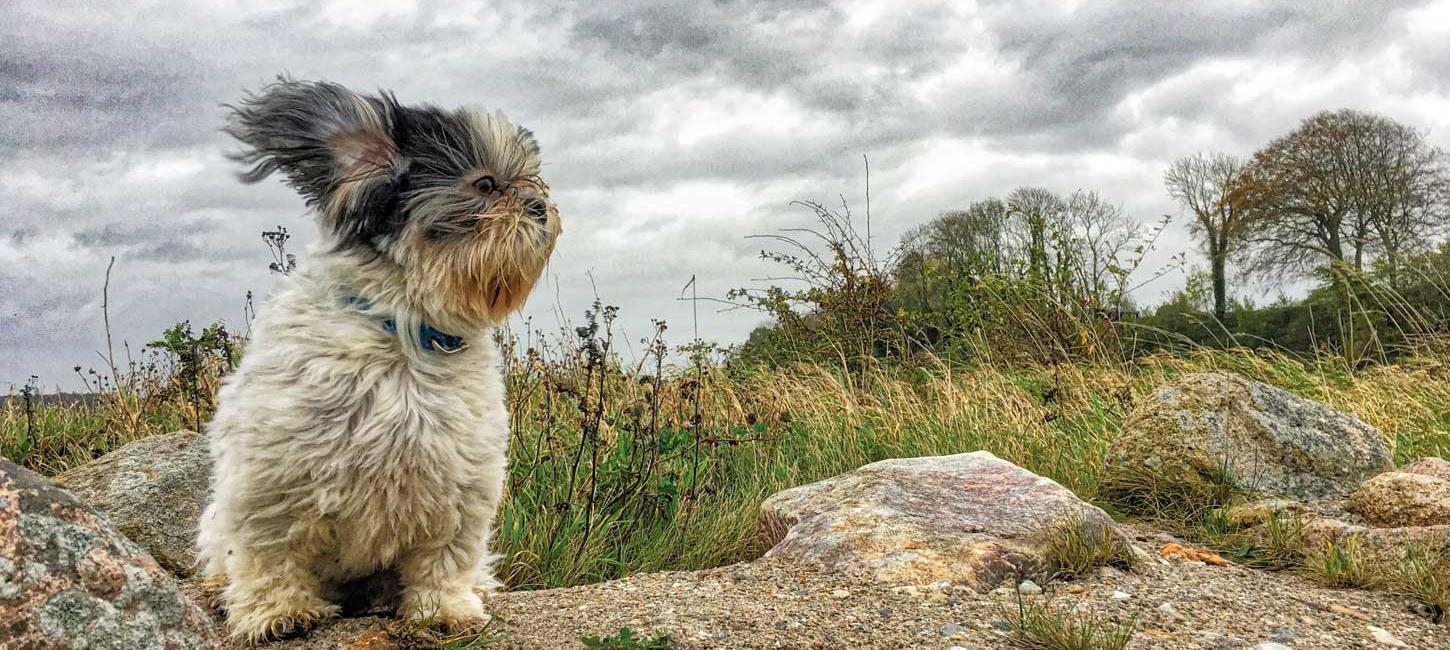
[205,545,1448,649]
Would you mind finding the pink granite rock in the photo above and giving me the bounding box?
[0,458,221,649]
[759,451,1130,590]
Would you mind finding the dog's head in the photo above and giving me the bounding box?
[227,77,560,325]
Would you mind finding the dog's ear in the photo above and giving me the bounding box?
[227,77,408,245]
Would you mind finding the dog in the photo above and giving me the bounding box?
[196,77,560,643]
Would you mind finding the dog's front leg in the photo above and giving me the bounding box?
[222,517,340,644]
[396,475,500,630]
[396,535,489,630]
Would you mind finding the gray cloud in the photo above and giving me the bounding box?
[2,0,1449,388]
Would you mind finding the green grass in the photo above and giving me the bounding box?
[581,628,674,650]
[1004,595,1136,650]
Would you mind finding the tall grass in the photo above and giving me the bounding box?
[4,316,1448,590]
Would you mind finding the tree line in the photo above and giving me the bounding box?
[734,109,1450,368]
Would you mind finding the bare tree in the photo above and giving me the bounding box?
[1163,152,1249,319]
[1063,190,1137,309]
[1348,116,1450,289]
[1239,110,1449,291]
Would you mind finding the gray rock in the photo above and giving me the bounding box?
[1105,373,1392,504]
[54,431,210,577]
[759,451,1134,591]
[1368,625,1407,648]
[0,458,222,649]
[939,622,966,637]
[1251,643,1292,650]
[1017,580,1042,595]
[1268,627,1296,643]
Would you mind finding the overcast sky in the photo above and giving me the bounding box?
[4,0,1450,390]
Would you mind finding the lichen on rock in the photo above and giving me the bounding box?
[1104,372,1392,512]
[758,450,1132,590]
[54,431,211,577]
[0,458,221,649]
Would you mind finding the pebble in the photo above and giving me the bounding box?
[831,589,851,599]
[1268,627,1296,643]
[1251,643,1292,650]
[1157,602,1180,621]
[1111,590,1132,600]
[1017,580,1043,595]
[1368,625,1407,648]
[939,623,966,637]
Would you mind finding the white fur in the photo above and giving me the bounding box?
[197,244,509,642]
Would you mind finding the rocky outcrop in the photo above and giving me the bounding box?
[55,431,211,576]
[0,458,222,649]
[758,451,1132,590]
[1105,372,1392,504]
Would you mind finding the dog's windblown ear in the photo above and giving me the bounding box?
[227,77,408,245]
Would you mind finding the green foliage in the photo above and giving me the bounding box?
[581,628,674,650]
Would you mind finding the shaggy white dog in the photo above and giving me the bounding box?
[196,78,559,643]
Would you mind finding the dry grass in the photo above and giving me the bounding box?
[1041,514,1137,580]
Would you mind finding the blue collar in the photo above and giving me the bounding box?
[346,296,469,354]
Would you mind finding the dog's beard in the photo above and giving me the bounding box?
[409,215,556,326]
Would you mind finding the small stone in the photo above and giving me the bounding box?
[1066,584,1087,594]
[1017,580,1043,595]
[1367,625,1407,648]
[831,588,851,599]
[1251,644,1291,650]
[1111,590,1132,600]
[1268,628,1296,644]
[878,607,892,618]
[1157,602,1180,621]
[939,623,966,637]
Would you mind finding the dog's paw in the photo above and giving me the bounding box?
[399,586,487,631]
[227,595,340,645]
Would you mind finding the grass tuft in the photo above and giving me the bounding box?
[1306,536,1383,589]
[581,627,674,650]
[1004,595,1136,650]
[1042,514,1137,579]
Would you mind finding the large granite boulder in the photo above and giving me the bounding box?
[1347,458,1450,528]
[758,451,1132,590]
[0,458,222,649]
[55,431,210,576]
[1104,373,1392,505]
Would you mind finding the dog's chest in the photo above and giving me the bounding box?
[311,353,507,566]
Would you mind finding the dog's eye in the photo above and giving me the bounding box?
[472,175,497,194]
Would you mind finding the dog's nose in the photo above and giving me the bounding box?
[525,199,548,224]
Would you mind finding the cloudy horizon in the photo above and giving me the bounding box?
[4,0,1450,390]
